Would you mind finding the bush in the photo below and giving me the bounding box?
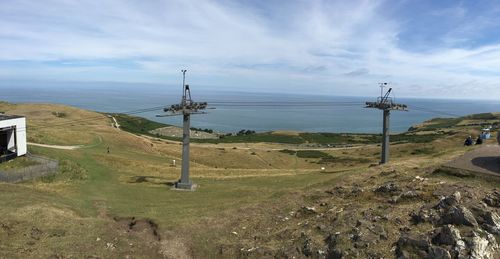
[52,111,67,118]
[296,150,331,158]
[279,149,297,155]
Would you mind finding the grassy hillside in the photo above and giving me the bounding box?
[109,113,169,135]
[0,102,498,258]
[113,113,446,145]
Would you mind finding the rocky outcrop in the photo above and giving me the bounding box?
[399,192,500,259]
[469,231,499,259]
[439,205,478,227]
[375,182,401,194]
[484,191,500,208]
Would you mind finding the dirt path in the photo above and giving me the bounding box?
[28,142,83,150]
[446,145,500,176]
[111,116,120,129]
[28,135,103,150]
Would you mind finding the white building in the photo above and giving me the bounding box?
[0,115,27,162]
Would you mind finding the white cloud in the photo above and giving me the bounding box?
[0,0,499,98]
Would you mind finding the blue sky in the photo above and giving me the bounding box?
[1,0,500,99]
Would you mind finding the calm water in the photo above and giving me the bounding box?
[2,84,500,133]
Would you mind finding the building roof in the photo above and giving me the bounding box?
[0,114,25,121]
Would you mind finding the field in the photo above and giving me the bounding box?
[0,102,498,258]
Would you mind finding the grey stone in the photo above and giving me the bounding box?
[482,211,500,235]
[427,246,451,259]
[375,182,401,194]
[436,192,461,209]
[440,206,478,227]
[483,191,500,208]
[299,232,313,257]
[401,190,419,199]
[469,231,499,259]
[483,211,500,227]
[411,207,440,224]
[432,225,462,246]
[396,234,430,258]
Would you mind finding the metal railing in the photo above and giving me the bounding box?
[0,154,59,183]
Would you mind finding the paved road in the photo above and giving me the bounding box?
[446,145,500,176]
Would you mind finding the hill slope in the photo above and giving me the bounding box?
[0,102,498,258]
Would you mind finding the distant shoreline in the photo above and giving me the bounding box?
[3,88,500,133]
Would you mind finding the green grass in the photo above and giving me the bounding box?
[412,118,462,131]
[110,113,169,135]
[279,149,297,155]
[0,157,40,170]
[40,159,88,182]
[280,149,372,164]
[389,133,444,143]
[113,113,446,146]
[24,139,340,229]
[196,132,305,144]
[410,147,436,155]
[465,113,497,120]
[4,104,498,257]
[295,150,331,158]
[299,132,379,144]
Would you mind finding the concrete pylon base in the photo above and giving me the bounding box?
[173,181,196,191]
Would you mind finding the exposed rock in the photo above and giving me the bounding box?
[326,186,346,196]
[401,190,419,199]
[350,220,387,249]
[469,231,499,259]
[325,233,342,259]
[396,234,430,258]
[432,225,462,246]
[411,207,440,224]
[375,182,401,194]
[326,248,343,259]
[301,206,317,214]
[440,206,478,227]
[436,192,461,209]
[483,211,500,235]
[483,211,500,226]
[483,191,500,207]
[298,232,313,257]
[427,246,451,259]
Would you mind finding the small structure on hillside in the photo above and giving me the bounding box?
[0,114,27,163]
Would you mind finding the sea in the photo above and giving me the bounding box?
[2,84,500,134]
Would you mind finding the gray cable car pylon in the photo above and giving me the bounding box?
[157,70,208,190]
[365,84,408,164]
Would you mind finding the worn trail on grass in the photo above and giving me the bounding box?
[28,142,83,150]
[27,135,103,150]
